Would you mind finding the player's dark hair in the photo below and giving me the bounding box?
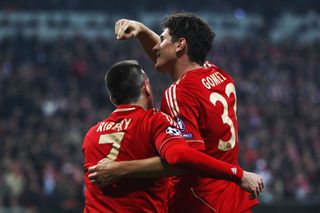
[105,60,145,105]
[162,12,215,65]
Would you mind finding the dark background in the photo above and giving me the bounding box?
[0,1,319,212]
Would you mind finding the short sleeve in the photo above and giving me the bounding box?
[161,85,205,151]
[150,112,187,156]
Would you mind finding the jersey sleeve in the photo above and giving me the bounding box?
[150,111,187,156]
[161,143,243,182]
[161,85,205,151]
[149,111,244,182]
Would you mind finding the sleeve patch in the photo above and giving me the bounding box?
[182,133,193,139]
[176,116,185,132]
[166,127,182,136]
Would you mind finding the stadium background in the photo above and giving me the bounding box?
[0,0,319,212]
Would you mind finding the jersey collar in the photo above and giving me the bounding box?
[114,104,144,112]
[176,67,205,83]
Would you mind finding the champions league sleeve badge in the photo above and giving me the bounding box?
[176,117,185,132]
[175,117,193,139]
[166,127,182,136]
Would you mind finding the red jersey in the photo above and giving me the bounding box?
[161,62,258,212]
[82,105,182,213]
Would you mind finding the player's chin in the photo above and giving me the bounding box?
[154,61,167,73]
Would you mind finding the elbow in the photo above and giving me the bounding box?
[164,146,188,167]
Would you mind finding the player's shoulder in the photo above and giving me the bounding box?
[85,119,107,138]
[144,107,159,116]
[147,108,176,126]
[146,108,169,119]
[82,123,101,145]
[204,61,234,80]
[141,108,161,123]
[172,61,234,93]
[203,61,219,70]
[167,71,199,97]
[174,62,218,86]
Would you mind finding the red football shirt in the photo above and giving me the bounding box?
[82,105,182,213]
[161,62,258,212]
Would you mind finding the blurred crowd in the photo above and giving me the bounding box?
[1,0,319,17]
[0,32,319,211]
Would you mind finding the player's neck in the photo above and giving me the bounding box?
[171,61,202,81]
[131,96,151,110]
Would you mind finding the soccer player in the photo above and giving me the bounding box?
[111,12,262,212]
[83,60,263,212]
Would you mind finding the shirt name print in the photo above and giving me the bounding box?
[201,71,227,89]
[96,118,132,132]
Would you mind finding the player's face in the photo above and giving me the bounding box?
[152,28,177,73]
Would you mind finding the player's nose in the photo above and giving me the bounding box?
[152,42,160,53]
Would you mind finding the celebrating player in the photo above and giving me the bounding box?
[91,12,264,212]
[83,60,263,212]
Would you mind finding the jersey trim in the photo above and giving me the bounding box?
[204,61,218,69]
[186,140,204,143]
[158,136,183,154]
[173,85,180,115]
[165,84,180,117]
[114,107,136,112]
[190,187,217,213]
[168,86,177,116]
[165,87,175,117]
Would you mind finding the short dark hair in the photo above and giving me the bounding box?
[162,12,215,65]
[105,60,145,105]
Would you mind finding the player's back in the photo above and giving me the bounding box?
[189,63,239,164]
[82,105,170,213]
[163,63,239,165]
[162,63,258,212]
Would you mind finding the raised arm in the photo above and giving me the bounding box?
[115,19,160,63]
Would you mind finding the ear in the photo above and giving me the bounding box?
[176,38,187,53]
[109,96,117,106]
[143,80,152,98]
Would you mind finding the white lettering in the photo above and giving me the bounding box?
[211,74,221,85]
[201,72,227,90]
[106,122,114,131]
[215,72,227,81]
[97,122,105,132]
[112,122,122,131]
[202,78,211,89]
[123,118,132,130]
[97,119,132,132]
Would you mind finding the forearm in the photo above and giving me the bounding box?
[119,156,182,178]
[136,24,160,63]
[163,143,243,183]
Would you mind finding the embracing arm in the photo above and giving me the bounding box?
[161,141,264,198]
[116,157,182,177]
[115,19,160,63]
[161,141,243,182]
[88,156,181,186]
[89,139,263,197]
